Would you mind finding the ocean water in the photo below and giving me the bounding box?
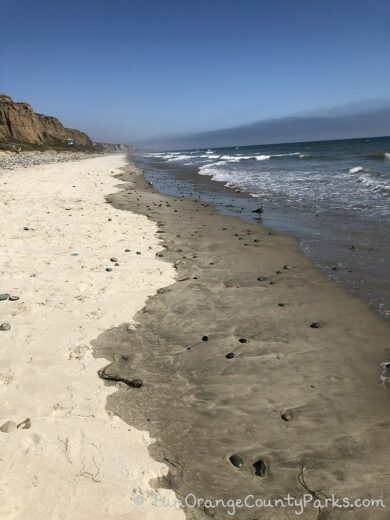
[137,136,390,319]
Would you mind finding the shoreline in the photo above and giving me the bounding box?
[137,153,390,321]
[0,154,184,519]
[95,157,390,519]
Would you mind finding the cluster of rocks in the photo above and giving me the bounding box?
[0,151,100,170]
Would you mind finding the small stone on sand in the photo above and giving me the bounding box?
[0,323,11,331]
[17,418,31,429]
[129,378,143,388]
[238,338,247,343]
[0,421,16,433]
[257,276,267,282]
[281,412,292,422]
[226,352,235,359]
[110,257,118,262]
[253,459,267,477]
[310,322,320,328]
[229,454,244,468]
[202,336,209,342]
[105,267,112,272]
[0,293,10,301]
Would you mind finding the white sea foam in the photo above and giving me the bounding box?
[166,154,193,161]
[385,152,390,160]
[349,166,367,174]
[358,173,390,194]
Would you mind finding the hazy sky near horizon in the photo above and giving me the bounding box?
[1,0,389,146]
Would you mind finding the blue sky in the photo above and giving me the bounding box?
[1,0,389,145]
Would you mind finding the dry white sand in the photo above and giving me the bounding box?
[0,155,184,519]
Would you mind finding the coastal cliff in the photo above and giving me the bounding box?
[0,95,92,147]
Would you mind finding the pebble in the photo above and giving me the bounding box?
[238,338,247,343]
[278,303,285,307]
[253,459,267,477]
[0,293,10,301]
[105,268,112,272]
[257,276,267,282]
[129,378,143,388]
[125,248,131,252]
[17,418,31,429]
[136,251,141,255]
[110,257,118,262]
[202,336,209,342]
[9,295,19,301]
[281,412,292,422]
[0,421,16,433]
[70,252,79,256]
[310,322,320,328]
[283,265,291,270]
[0,323,11,331]
[226,352,235,359]
[114,263,120,266]
[229,454,244,468]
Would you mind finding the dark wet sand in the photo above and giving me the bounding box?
[93,159,390,519]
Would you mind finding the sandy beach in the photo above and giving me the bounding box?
[1,153,390,520]
[0,154,184,520]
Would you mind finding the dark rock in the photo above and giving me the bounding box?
[105,268,112,272]
[283,265,290,270]
[129,379,143,388]
[278,303,285,307]
[110,257,118,262]
[70,252,79,256]
[136,251,141,255]
[202,336,209,342]
[0,323,11,331]
[225,352,235,359]
[9,295,19,301]
[125,249,130,252]
[253,459,267,477]
[229,454,244,468]
[0,294,10,301]
[257,276,267,282]
[281,412,292,422]
[238,338,247,343]
[276,270,282,274]
[310,322,320,328]
[114,263,120,266]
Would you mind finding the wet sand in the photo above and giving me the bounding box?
[94,158,390,519]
